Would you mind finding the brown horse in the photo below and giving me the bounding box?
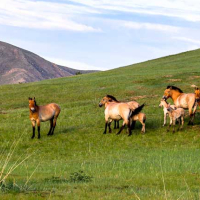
[103,95,140,129]
[29,97,61,139]
[195,87,200,106]
[163,86,197,125]
[99,96,144,136]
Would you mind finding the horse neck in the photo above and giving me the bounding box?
[105,102,110,108]
[170,90,182,101]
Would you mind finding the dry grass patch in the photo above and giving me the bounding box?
[168,79,182,82]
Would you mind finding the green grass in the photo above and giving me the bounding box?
[1,49,200,199]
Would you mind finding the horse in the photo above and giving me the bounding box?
[162,86,197,125]
[159,99,176,126]
[102,95,140,129]
[99,96,144,136]
[166,103,185,133]
[28,97,61,139]
[194,87,200,106]
[131,112,146,133]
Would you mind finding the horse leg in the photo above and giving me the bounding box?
[167,118,172,132]
[140,119,145,133]
[127,122,132,136]
[117,121,119,129]
[163,113,167,126]
[47,118,53,136]
[108,120,112,133]
[51,118,57,135]
[31,121,36,139]
[36,119,41,139]
[116,121,125,135]
[172,120,175,133]
[181,116,184,130]
[188,106,194,125]
[131,121,136,130]
[103,121,108,134]
[177,118,181,131]
[114,121,117,129]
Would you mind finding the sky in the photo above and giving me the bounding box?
[0,0,200,71]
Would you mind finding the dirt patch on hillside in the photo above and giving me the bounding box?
[163,75,173,78]
[168,79,182,82]
[131,94,159,100]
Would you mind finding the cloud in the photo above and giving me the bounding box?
[123,21,179,32]
[0,0,101,32]
[172,37,200,45]
[69,0,200,22]
[44,57,103,71]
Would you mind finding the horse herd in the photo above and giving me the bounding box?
[28,86,200,139]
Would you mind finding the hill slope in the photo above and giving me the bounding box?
[0,41,97,85]
[0,48,200,199]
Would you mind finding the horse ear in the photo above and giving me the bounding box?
[28,97,32,100]
[169,86,172,90]
[34,97,35,100]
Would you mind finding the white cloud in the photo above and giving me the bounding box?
[123,21,179,32]
[69,0,200,22]
[0,0,101,32]
[44,57,103,71]
[172,36,200,45]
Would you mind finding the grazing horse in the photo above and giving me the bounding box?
[194,87,200,106]
[99,96,144,136]
[162,86,197,125]
[103,95,140,129]
[28,97,61,139]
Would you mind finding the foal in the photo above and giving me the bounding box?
[29,97,61,139]
[166,103,185,133]
[159,99,176,126]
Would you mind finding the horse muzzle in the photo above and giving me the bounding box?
[162,96,168,100]
[99,103,103,107]
[196,98,200,102]
[30,107,36,112]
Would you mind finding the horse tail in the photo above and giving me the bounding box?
[130,104,145,118]
[143,115,146,123]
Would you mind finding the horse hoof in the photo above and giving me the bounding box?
[103,132,106,134]
[31,137,34,139]
[128,134,132,136]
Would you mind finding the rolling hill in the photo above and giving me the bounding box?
[0,41,97,85]
[0,48,200,199]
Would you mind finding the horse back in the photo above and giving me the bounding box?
[39,103,61,122]
[176,93,196,108]
[105,102,130,120]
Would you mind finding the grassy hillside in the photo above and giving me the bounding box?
[0,49,200,199]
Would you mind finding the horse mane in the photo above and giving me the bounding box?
[167,85,183,93]
[106,95,119,102]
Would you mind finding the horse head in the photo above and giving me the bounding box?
[99,96,113,107]
[28,97,37,112]
[195,87,200,102]
[163,87,172,100]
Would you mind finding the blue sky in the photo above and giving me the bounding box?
[1,0,200,70]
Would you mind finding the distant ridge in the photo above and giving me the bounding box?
[0,41,98,85]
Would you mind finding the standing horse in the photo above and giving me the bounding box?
[29,97,61,139]
[194,87,200,106]
[162,86,197,125]
[103,95,140,129]
[99,96,144,136]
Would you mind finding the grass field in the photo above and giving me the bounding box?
[1,49,200,199]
